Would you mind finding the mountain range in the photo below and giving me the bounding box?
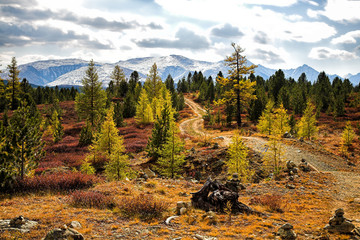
[1,55,359,87]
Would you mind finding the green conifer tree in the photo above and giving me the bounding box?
[157,119,185,178]
[226,131,251,181]
[75,60,106,128]
[297,101,318,140]
[6,57,21,110]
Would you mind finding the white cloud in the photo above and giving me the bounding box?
[312,0,360,23]
[331,30,360,44]
[309,47,358,60]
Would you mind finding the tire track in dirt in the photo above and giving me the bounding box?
[180,97,360,201]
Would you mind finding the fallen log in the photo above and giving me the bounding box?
[191,178,262,215]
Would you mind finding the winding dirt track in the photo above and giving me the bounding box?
[180,97,360,202]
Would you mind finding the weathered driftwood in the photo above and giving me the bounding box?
[191,178,261,215]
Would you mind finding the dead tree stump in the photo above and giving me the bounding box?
[191,178,261,215]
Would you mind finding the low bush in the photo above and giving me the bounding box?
[116,194,170,221]
[69,190,115,209]
[13,172,101,193]
[249,194,284,213]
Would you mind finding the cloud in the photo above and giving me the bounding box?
[331,30,360,44]
[309,47,358,60]
[0,5,162,32]
[0,21,113,49]
[211,23,243,38]
[310,0,360,22]
[0,0,37,6]
[251,49,285,64]
[254,31,270,44]
[135,28,210,50]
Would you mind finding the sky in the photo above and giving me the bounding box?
[0,0,359,76]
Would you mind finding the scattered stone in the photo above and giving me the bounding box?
[43,226,84,240]
[0,216,38,233]
[286,184,296,189]
[286,161,298,175]
[283,132,292,138]
[299,159,312,172]
[213,136,224,140]
[165,216,179,225]
[213,142,219,149]
[201,211,218,225]
[179,207,187,215]
[69,221,82,229]
[324,208,355,234]
[178,192,189,197]
[277,223,297,240]
[176,201,191,215]
[144,168,156,178]
[195,234,218,240]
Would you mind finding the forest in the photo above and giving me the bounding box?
[0,44,360,239]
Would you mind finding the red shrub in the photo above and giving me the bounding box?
[117,194,170,221]
[14,172,102,193]
[69,190,115,209]
[249,194,285,213]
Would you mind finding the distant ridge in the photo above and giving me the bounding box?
[1,55,358,87]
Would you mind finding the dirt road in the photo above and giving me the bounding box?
[180,97,360,202]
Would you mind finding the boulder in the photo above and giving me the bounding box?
[43,226,84,240]
[69,221,82,229]
[202,211,218,225]
[0,216,38,233]
[277,223,297,240]
[144,168,156,178]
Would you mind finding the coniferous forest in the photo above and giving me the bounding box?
[1,44,360,239]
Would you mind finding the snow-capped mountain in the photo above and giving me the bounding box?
[1,55,359,87]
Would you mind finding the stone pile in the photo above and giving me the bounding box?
[324,208,355,234]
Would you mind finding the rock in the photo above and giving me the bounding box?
[69,221,81,229]
[213,143,219,149]
[286,184,296,189]
[202,211,218,225]
[43,226,84,240]
[195,234,218,240]
[144,168,156,178]
[165,216,179,225]
[277,223,297,240]
[299,159,312,172]
[324,208,355,234]
[0,216,38,233]
[179,207,187,215]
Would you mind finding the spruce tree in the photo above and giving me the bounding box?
[297,101,318,140]
[110,65,126,97]
[7,102,45,179]
[75,60,106,128]
[157,118,185,178]
[6,57,21,110]
[113,101,124,127]
[226,131,251,181]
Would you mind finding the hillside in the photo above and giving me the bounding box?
[1,96,360,239]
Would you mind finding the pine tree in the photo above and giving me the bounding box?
[93,106,125,157]
[7,102,45,179]
[105,149,130,181]
[111,65,126,97]
[75,60,106,128]
[297,101,318,140]
[6,57,21,110]
[113,101,124,127]
[217,43,257,127]
[157,119,185,178]
[342,121,355,146]
[123,92,136,118]
[144,63,162,101]
[257,100,275,136]
[50,109,64,143]
[147,101,174,159]
[135,88,153,124]
[226,131,251,181]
